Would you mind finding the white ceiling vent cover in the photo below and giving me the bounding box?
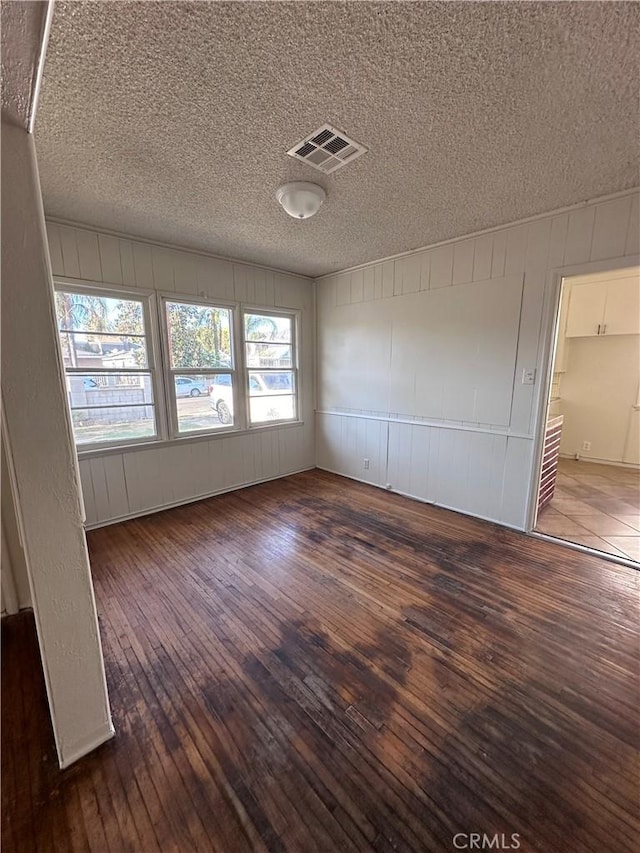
[287,125,367,174]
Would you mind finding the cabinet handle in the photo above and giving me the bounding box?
[597,324,601,335]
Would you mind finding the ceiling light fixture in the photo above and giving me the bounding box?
[276,182,326,220]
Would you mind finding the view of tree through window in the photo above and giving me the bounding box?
[55,290,156,446]
[165,301,232,369]
[55,288,300,449]
[244,312,297,424]
[165,300,235,434]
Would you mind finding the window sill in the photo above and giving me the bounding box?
[76,419,306,460]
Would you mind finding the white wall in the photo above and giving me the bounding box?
[45,221,315,527]
[1,436,31,611]
[1,120,113,767]
[316,190,640,529]
[559,335,640,464]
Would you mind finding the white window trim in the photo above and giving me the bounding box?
[53,280,304,455]
[241,306,300,427]
[158,293,243,439]
[53,280,169,451]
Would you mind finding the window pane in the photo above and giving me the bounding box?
[166,302,232,369]
[59,331,148,369]
[244,313,291,343]
[66,373,154,408]
[245,342,292,368]
[177,373,234,433]
[249,395,295,424]
[56,291,144,334]
[71,406,156,445]
[248,371,294,396]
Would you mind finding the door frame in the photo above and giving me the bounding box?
[525,253,640,533]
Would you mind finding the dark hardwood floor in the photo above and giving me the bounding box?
[2,470,639,852]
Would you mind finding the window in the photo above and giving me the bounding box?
[243,311,297,424]
[55,288,159,447]
[164,299,235,435]
[55,285,301,451]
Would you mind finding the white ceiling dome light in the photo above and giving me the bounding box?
[276,182,326,220]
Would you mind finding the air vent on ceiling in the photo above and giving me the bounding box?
[287,124,367,174]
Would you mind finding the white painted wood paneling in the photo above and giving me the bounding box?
[315,190,640,530]
[76,229,102,282]
[98,234,123,285]
[363,267,375,302]
[316,413,387,487]
[58,225,81,278]
[472,235,492,282]
[132,242,154,288]
[452,240,474,286]
[625,195,639,256]
[490,229,507,278]
[391,276,523,425]
[563,206,596,265]
[351,269,364,303]
[381,261,394,299]
[47,223,64,276]
[504,225,528,276]
[590,196,632,262]
[45,221,315,527]
[173,250,199,296]
[119,240,136,286]
[429,244,453,289]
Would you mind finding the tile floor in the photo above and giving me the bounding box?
[535,458,640,563]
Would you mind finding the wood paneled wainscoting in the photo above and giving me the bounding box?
[2,470,638,852]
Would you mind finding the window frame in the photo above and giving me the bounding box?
[241,306,300,427]
[53,281,304,456]
[53,280,168,451]
[158,293,242,439]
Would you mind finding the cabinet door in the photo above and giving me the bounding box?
[565,281,606,337]
[602,276,640,336]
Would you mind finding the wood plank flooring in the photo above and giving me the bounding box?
[2,470,639,852]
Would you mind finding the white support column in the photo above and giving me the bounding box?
[1,119,114,767]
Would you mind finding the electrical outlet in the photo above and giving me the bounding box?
[363,458,370,470]
[582,441,591,451]
[521,368,536,385]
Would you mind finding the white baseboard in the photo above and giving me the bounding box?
[84,466,316,530]
[560,453,640,470]
[315,465,526,533]
[59,720,116,769]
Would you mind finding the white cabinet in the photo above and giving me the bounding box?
[602,277,640,336]
[565,281,606,337]
[566,275,640,337]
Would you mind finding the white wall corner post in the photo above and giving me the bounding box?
[1,119,114,767]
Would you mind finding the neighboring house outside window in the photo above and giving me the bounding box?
[55,287,159,448]
[54,284,300,452]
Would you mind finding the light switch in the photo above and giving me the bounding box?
[522,368,536,385]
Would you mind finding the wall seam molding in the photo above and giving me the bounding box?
[46,217,313,282]
[316,409,533,441]
[314,187,640,281]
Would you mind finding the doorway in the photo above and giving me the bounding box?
[533,265,640,563]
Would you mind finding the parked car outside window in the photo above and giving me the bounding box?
[209,373,294,424]
[174,376,209,397]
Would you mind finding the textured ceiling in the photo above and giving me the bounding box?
[1,0,49,130]
[36,1,639,277]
